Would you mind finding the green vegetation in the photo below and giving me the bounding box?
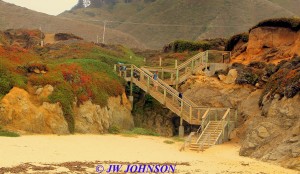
[250,18,300,32]
[108,125,121,134]
[0,126,20,137]
[0,30,145,133]
[163,140,175,144]
[0,68,13,98]
[0,67,27,99]
[123,128,159,136]
[172,136,185,142]
[259,56,300,106]
[233,63,261,85]
[49,84,75,133]
[165,40,212,53]
[225,33,249,51]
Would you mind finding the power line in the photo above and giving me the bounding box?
[77,19,253,28]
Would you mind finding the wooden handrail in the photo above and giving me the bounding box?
[198,133,210,152]
[141,66,198,107]
[196,120,212,144]
[125,64,192,107]
[202,108,211,119]
[222,108,231,120]
[115,62,235,126]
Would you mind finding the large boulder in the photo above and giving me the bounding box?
[0,87,69,134]
[218,69,238,84]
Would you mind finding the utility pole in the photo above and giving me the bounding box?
[40,26,43,47]
[102,20,107,44]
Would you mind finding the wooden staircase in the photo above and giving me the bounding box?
[142,51,207,87]
[190,121,226,151]
[188,108,232,151]
[142,50,231,87]
[116,64,203,125]
[114,51,237,151]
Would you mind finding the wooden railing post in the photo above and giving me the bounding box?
[114,64,117,72]
[180,100,183,116]
[205,51,209,70]
[130,65,133,96]
[228,110,231,127]
[176,69,179,90]
[147,76,150,93]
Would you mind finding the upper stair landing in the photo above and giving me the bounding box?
[142,50,231,87]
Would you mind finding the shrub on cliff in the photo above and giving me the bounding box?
[164,38,227,53]
[250,18,300,32]
[54,33,83,41]
[0,69,13,98]
[164,40,211,53]
[259,57,300,106]
[48,84,75,133]
[0,68,26,98]
[233,63,262,85]
[225,33,249,51]
[45,59,125,133]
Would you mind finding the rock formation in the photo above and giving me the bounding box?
[0,87,69,134]
[232,27,300,64]
[74,93,134,133]
[239,94,300,171]
[0,86,134,134]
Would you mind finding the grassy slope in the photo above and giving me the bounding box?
[0,32,144,133]
[0,1,144,48]
[60,0,299,49]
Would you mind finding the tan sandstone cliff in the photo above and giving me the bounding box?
[232,27,300,64]
[0,86,134,134]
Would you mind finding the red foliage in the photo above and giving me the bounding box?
[171,52,188,61]
[61,63,94,104]
[80,74,91,84]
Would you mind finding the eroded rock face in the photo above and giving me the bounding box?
[74,93,134,133]
[183,74,299,171]
[133,107,175,137]
[247,27,299,55]
[183,75,253,108]
[0,87,134,134]
[232,27,300,64]
[240,95,300,171]
[0,87,69,134]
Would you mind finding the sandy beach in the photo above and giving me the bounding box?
[0,135,298,174]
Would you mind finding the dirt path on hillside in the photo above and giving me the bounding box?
[0,135,298,174]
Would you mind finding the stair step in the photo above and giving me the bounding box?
[189,146,210,151]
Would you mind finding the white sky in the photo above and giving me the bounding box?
[2,0,78,16]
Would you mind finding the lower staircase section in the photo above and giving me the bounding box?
[190,121,227,151]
